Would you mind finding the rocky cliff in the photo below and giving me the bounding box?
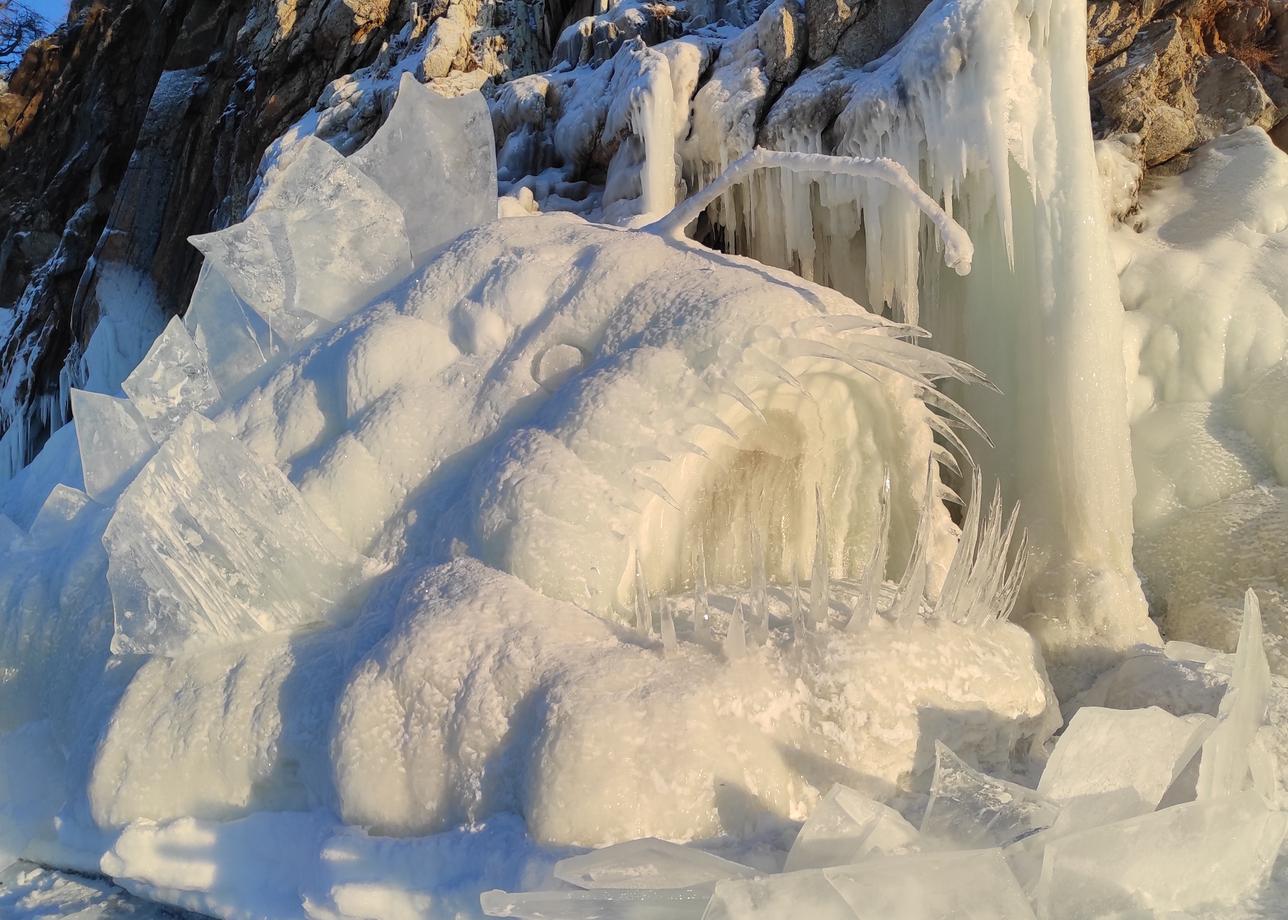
[0,0,1284,477]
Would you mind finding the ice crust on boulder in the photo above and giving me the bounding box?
[68,389,156,502]
[103,414,364,656]
[783,784,919,871]
[920,743,1059,849]
[555,838,756,889]
[121,316,220,442]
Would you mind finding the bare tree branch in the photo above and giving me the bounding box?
[0,0,49,77]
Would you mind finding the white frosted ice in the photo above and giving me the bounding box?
[68,389,156,502]
[103,414,364,656]
[555,838,755,890]
[920,742,1059,849]
[1038,706,1212,817]
[121,316,220,442]
[783,784,919,872]
[349,74,497,261]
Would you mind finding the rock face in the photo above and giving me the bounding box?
[0,0,565,476]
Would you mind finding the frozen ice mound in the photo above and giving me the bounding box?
[104,414,365,657]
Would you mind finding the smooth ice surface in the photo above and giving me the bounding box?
[121,316,220,442]
[783,784,919,872]
[350,74,497,261]
[103,414,363,656]
[1034,792,1288,918]
[1038,706,1211,815]
[554,838,755,889]
[68,390,156,502]
[920,743,1059,849]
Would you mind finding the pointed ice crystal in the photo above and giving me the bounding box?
[1038,706,1212,817]
[749,528,768,644]
[104,414,364,656]
[1197,589,1274,800]
[122,316,221,442]
[554,838,755,890]
[634,554,652,636]
[809,485,828,629]
[660,599,677,653]
[69,389,157,502]
[182,262,282,403]
[920,742,1059,849]
[890,464,934,626]
[481,886,710,920]
[1033,792,1287,919]
[784,784,919,872]
[724,598,747,660]
[857,471,891,622]
[350,73,497,263]
[693,544,711,642]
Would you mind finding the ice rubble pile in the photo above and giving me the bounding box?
[483,590,1286,920]
[0,66,1072,914]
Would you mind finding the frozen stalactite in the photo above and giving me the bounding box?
[890,464,936,626]
[634,553,653,636]
[660,599,678,653]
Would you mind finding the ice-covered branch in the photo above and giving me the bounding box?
[645,148,974,276]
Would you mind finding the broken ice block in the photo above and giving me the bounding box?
[122,316,220,442]
[1197,589,1273,801]
[702,870,856,920]
[481,886,711,919]
[784,784,919,872]
[69,389,156,501]
[350,73,498,262]
[1037,706,1211,816]
[827,850,1036,919]
[191,136,411,327]
[1033,792,1287,918]
[920,742,1058,849]
[555,838,755,890]
[27,485,93,548]
[104,414,364,656]
[183,262,281,402]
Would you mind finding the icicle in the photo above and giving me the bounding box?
[634,473,681,511]
[746,347,809,395]
[790,564,803,635]
[634,553,652,636]
[660,598,677,653]
[780,338,881,385]
[749,527,769,644]
[693,542,711,641]
[717,379,766,423]
[934,463,983,621]
[686,406,739,441]
[724,596,747,661]
[809,484,829,629]
[890,463,935,626]
[859,470,892,619]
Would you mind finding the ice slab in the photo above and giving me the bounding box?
[122,315,220,442]
[191,136,411,327]
[1198,589,1274,800]
[69,389,156,502]
[920,742,1059,849]
[481,886,712,919]
[555,838,755,890]
[783,784,919,872]
[702,870,856,920]
[1037,706,1211,815]
[104,414,364,656]
[1034,792,1287,918]
[27,484,93,548]
[827,850,1036,920]
[350,73,498,262]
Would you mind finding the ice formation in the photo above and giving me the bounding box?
[0,0,1287,912]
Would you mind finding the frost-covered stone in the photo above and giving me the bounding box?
[555,838,755,889]
[783,784,918,872]
[68,389,156,502]
[121,315,220,442]
[920,743,1059,849]
[103,414,364,657]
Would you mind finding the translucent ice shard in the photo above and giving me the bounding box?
[481,887,711,919]
[191,136,412,327]
[809,485,828,629]
[554,838,755,890]
[702,870,856,920]
[182,262,283,403]
[69,389,157,502]
[122,315,221,442]
[784,784,919,872]
[27,484,93,548]
[104,414,364,656]
[1033,792,1287,918]
[1037,706,1211,816]
[827,850,1036,920]
[1197,589,1274,800]
[920,742,1059,849]
[350,73,498,262]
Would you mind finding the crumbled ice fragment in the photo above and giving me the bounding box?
[555,838,756,890]
[69,389,157,502]
[827,850,1036,919]
[122,315,221,442]
[1197,589,1274,800]
[1033,792,1287,918]
[104,414,364,656]
[481,886,711,919]
[1037,706,1212,816]
[920,742,1059,849]
[350,73,498,262]
[191,136,412,326]
[784,784,919,872]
